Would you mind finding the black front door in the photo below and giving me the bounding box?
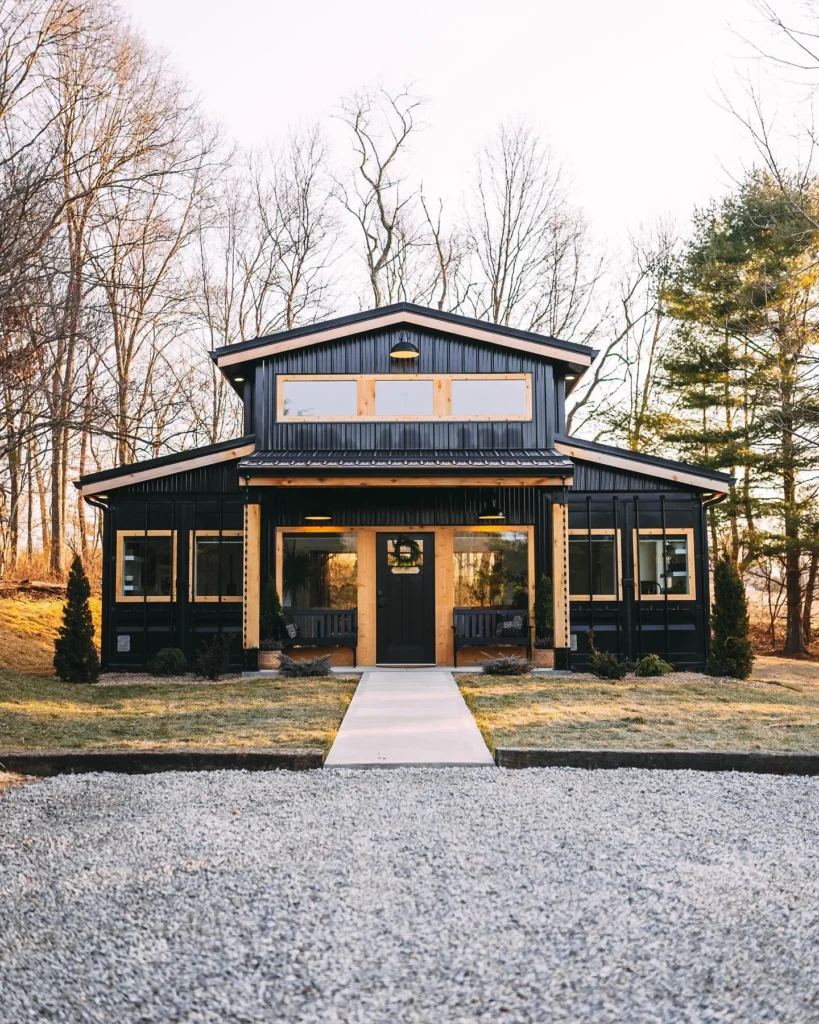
[376,532,436,664]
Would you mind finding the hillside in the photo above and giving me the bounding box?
[0,597,101,676]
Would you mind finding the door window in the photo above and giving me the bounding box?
[386,536,424,574]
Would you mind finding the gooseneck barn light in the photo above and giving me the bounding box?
[389,331,419,359]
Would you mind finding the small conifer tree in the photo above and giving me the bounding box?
[259,577,282,640]
[708,554,753,679]
[54,555,100,683]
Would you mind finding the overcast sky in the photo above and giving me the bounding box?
[121,0,785,249]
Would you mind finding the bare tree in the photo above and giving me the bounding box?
[335,86,423,307]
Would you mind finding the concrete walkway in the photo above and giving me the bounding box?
[324,670,495,768]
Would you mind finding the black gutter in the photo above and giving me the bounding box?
[210,302,598,363]
[75,436,256,489]
[556,434,736,488]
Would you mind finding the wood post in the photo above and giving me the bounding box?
[552,500,570,653]
[243,502,260,649]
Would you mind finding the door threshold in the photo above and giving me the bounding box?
[375,663,437,668]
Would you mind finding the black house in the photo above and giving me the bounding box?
[76,303,732,672]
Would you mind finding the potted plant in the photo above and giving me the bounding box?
[533,573,555,667]
[259,578,284,668]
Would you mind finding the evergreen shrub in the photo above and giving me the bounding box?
[53,555,100,683]
[587,628,629,680]
[709,555,753,679]
[147,648,188,677]
[481,656,533,675]
[634,654,674,677]
[277,654,332,677]
[194,634,234,680]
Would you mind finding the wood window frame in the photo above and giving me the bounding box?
[568,528,623,601]
[275,524,534,666]
[115,530,177,603]
[189,530,244,603]
[632,527,696,601]
[276,373,533,422]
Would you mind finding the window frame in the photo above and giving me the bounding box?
[189,530,244,603]
[568,528,622,601]
[276,373,532,422]
[115,530,177,603]
[632,527,696,601]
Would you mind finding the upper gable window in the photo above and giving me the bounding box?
[281,378,357,419]
[276,374,532,422]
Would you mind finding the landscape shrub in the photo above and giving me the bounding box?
[480,656,533,676]
[194,634,234,680]
[634,653,674,677]
[147,647,188,677]
[534,573,554,646]
[260,637,283,651]
[587,628,629,680]
[259,578,283,642]
[277,654,332,677]
[709,554,753,679]
[53,554,100,683]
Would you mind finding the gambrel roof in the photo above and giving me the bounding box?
[211,303,597,376]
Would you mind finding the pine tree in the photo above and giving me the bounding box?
[709,554,753,679]
[259,577,282,641]
[54,555,100,683]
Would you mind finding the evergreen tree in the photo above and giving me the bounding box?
[259,577,282,641]
[54,555,100,683]
[709,554,753,679]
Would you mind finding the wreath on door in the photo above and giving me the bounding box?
[389,534,423,568]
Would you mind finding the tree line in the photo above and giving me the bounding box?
[1,0,818,655]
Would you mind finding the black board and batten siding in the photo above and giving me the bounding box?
[252,325,555,451]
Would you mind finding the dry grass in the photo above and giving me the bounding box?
[0,670,358,754]
[459,659,819,754]
[0,772,29,794]
[0,596,101,675]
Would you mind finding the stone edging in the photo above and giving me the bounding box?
[494,747,819,775]
[0,748,323,776]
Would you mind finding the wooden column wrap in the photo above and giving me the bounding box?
[552,501,570,649]
[243,503,261,649]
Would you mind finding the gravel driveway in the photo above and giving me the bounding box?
[1,767,817,1024]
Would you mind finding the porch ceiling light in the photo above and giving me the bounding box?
[304,512,332,522]
[233,376,245,383]
[390,332,419,359]
[478,500,505,521]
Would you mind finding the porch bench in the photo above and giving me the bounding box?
[279,610,358,666]
[452,609,532,667]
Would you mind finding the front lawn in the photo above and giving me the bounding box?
[0,670,358,754]
[459,660,819,753]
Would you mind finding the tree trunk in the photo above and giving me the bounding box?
[803,549,819,647]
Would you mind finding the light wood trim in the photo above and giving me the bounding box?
[189,530,244,603]
[552,504,569,648]
[554,441,730,495]
[632,527,697,601]
[275,373,533,423]
[435,529,455,664]
[244,505,260,648]
[357,531,376,665]
[278,525,534,666]
[81,444,255,496]
[115,530,177,603]
[248,475,567,488]
[217,309,594,369]
[567,529,623,601]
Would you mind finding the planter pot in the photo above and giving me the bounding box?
[258,650,282,670]
[533,648,555,668]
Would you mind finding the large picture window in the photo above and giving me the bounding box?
[635,529,695,599]
[191,531,243,602]
[282,533,358,609]
[117,531,175,602]
[276,373,531,422]
[453,531,529,608]
[568,531,619,600]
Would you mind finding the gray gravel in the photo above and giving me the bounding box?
[1,768,817,1024]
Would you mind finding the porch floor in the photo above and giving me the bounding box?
[324,670,495,768]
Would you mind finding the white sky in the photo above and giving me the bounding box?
[121,0,784,250]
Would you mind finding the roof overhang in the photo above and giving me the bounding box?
[243,474,571,488]
[213,305,595,375]
[76,439,255,497]
[555,439,734,494]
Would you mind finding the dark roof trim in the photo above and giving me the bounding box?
[76,436,256,495]
[555,434,735,493]
[240,448,574,475]
[212,303,597,370]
